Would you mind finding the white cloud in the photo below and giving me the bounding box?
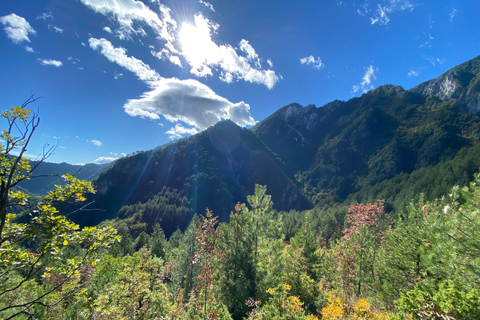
[449,9,457,22]
[49,25,63,33]
[352,65,377,94]
[199,0,215,12]
[36,12,53,20]
[151,48,182,67]
[25,45,34,52]
[300,55,325,70]
[0,13,36,44]
[79,0,177,44]
[38,58,63,67]
[370,0,416,25]
[114,72,124,80]
[82,1,277,89]
[408,68,419,77]
[179,13,279,89]
[166,124,199,140]
[89,37,161,83]
[93,156,116,164]
[89,33,256,137]
[88,139,103,147]
[103,26,113,33]
[239,39,260,66]
[123,77,256,130]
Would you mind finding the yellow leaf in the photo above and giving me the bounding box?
[63,240,68,246]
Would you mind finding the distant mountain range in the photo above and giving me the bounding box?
[17,161,113,195]
[24,55,480,237]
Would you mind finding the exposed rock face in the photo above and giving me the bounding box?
[416,75,460,100]
[411,55,480,114]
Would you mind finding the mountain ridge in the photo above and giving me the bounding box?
[32,55,480,237]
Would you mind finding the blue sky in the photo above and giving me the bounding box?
[0,0,478,164]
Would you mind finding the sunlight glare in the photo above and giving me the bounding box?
[178,15,221,76]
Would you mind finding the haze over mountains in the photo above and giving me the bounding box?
[21,55,480,237]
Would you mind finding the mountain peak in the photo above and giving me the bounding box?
[411,55,480,113]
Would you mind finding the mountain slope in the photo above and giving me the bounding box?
[250,55,480,204]
[411,55,480,113]
[70,55,480,236]
[74,120,310,231]
[17,161,113,195]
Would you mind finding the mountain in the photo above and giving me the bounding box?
[256,82,480,203]
[71,55,480,236]
[411,56,480,113]
[17,161,113,195]
[73,120,310,233]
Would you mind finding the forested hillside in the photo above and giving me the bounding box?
[4,56,480,319]
[17,160,112,195]
[65,55,480,241]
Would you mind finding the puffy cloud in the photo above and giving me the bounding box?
[25,45,34,52]
[123,77,256,130]
[239,39,259,66]
[79,0,177,43]
[179,13,279,89]
[38,58,63,67]
[166,124,199,139]
[151,48,182,67]
[81,1,277,89]
[88,139,103,147]
[352,65,377,94]
[89,38,256,133]
[103,26,112,33]
[0,13,36,44]
[300,55,325,70]
[93,156,116,164]
[89,34,256,138]
[199,0,215,12]
[89,37,161,82]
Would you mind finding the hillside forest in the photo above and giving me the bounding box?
[3,56,480,319]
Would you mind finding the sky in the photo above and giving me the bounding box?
[0,0,479,165]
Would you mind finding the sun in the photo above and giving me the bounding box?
[178,15,221,75]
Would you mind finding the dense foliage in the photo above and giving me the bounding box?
[0,99,119,318]
[5,55,480,319]
[7,177,480,319]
